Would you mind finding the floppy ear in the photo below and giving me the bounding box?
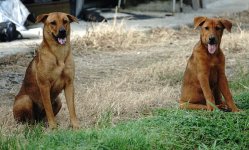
[220,19,232,33]
[67,14,78,23]
[36,14,49,23]
[194,16,207,29]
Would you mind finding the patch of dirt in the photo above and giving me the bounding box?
[0,52,34,105]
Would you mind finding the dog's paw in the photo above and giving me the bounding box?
[48,122,57,129]
[231,108,240,112]
[71,120,80,129]
[207,105,214,111]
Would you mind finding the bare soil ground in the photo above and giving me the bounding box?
[0,10,249,132]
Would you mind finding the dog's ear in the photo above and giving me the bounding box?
[67,14,79,23]
[36,14,49,23]
[194,16,207,29]
[220,19,232,33]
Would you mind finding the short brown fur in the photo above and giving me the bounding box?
[13,12,80,129]
[179,16,239,112]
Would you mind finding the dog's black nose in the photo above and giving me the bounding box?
[209,36,216,44]
[58,28,66,37]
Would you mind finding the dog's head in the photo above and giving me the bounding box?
[194,16,232,54]
[36,12,78,45]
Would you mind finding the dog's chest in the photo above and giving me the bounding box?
[209,61,220,86]
[53,61,65,76]
[209,56,219,67]
[209,67,218,84]
[50,61,70,85]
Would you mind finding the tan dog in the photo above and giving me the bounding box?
[13,12,80,129]
[179,16,239,112]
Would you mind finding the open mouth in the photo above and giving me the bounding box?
[207,44,217,54]
[52,33,67,45]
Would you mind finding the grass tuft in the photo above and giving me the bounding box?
[72,21,175,53]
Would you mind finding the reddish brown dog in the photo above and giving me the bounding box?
[179,16,239,112]
[13,12,80,129]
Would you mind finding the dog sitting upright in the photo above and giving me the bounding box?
[179,16,239,112]
[13,12,80,129]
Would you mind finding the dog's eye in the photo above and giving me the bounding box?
[50,21,56,25]
[205,27,209,30]
[216,27,222,31]
[63,20,68,24]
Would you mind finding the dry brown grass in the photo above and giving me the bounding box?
[73,60,183,127]
[72,20,176,54]
[72,20,146,52]
[1,12,249,133]
[221,25,249,78]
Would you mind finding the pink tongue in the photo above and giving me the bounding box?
[208,44,217,54]
[58,38,66,45]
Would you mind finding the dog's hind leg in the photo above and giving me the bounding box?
[33,97,62,122]
[179,100,228,111]
[179,101,208,110]
[13,95,34,123]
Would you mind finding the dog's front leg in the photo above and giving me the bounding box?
[217,56,239,112]
[64,81,80,129]
[218,70,239,112]
[38,82,57,129]
[197,65,215,110]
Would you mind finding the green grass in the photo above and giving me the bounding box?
[1,92,248,150]
[230,72,249,94]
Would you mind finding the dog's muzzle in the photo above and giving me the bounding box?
[53,28,67,45]
[207,36,217,54]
